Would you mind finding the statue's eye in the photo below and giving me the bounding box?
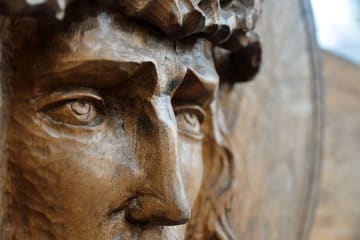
[36,90,105,127]
[174,105,205,139]
[44,99,104,126]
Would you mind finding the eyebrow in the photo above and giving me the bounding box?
[172,70,218,108]
[31,60,216,107]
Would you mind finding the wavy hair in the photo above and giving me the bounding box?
[186,100,237,240]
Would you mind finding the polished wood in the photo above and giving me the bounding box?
[312,52,360,240]
[0,1,323,239]
[219,0,323,239]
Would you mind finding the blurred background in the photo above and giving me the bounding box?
[312,0,360,64]
[310,0,360,240]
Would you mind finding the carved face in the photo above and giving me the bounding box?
[2,13,219,239]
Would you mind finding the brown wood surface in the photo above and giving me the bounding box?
[0,1,262,239]
[220,0,323,239]
[0,1,323,239]
[311,52,360,240]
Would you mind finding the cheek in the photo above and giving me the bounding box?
[5,104,138,224]
[178,134,204,206]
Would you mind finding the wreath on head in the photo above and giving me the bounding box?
[1,1,260,40]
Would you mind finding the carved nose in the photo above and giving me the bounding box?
[126,97,191,226]
[126,184,191,226]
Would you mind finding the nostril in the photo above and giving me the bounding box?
[107,195,140,221]
[124,197,144,222]
[124,195,191,226]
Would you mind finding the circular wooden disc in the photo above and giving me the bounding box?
[224,0,323,239]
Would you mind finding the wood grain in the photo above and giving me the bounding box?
[218,0,323,239]
[311,52,360,240]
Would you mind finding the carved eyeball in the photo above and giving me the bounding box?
[174,105,205,139]
[71,101,92,115]
[37,90,105,127]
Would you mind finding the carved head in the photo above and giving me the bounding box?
[0,1,261,239]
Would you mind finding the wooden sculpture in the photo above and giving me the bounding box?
[0,1,323,240]
[0,1,262,239]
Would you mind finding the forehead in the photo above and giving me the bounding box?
[10,13,219,102]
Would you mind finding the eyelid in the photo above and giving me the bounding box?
[177,128,204,140]
[33,89,104,110]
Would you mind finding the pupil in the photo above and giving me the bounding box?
[71,101,91,115]
[184,113,198,126]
